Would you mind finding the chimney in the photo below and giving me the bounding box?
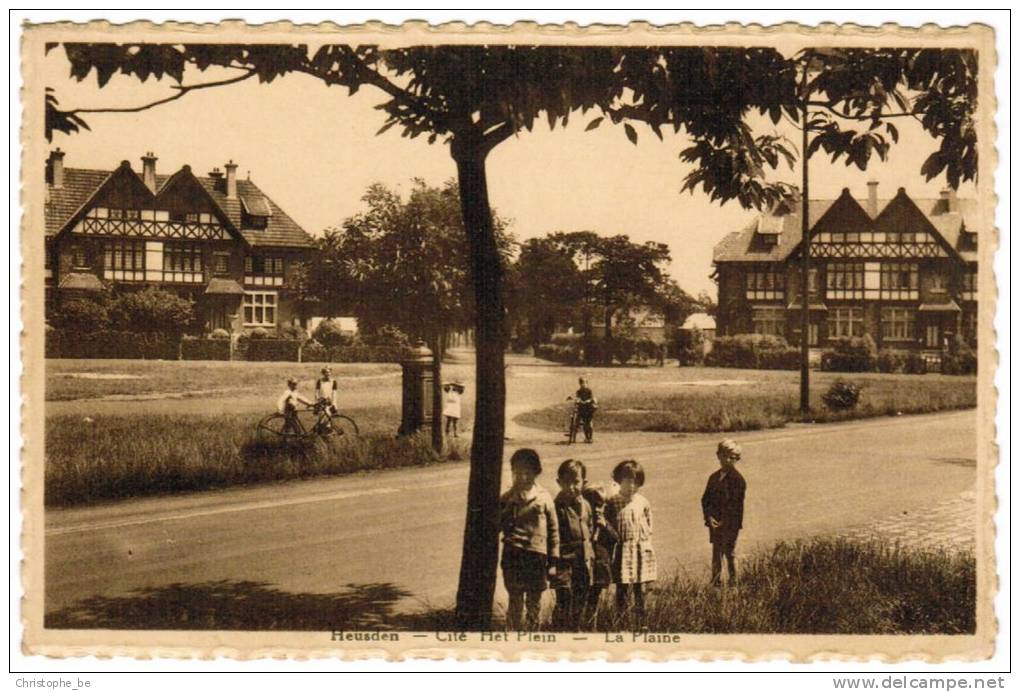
[941,187,959,213]
[224,159,238,199]
[141,151,158,193]
[48,148,65,188]
[866,180,879,217]
[208,167,224,192]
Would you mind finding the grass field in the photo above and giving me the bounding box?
[45,409,467,507]
[516,371,977,434]
[44,537,975,633]
[46,359,400,401]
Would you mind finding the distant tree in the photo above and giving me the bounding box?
[510,237,586,351]
[315,179,513,359]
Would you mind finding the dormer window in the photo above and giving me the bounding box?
[240,192,272,230]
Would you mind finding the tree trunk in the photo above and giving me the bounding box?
[603,303,613,366]
[451,138,506,630]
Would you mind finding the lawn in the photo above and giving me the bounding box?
[46,359,401,402]
[45,409,467,507]
[516,369,977,433]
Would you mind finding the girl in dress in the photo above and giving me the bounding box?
[606,460,656,620]
[442,381,464,438]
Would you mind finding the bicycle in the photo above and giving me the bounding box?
[256,400,359,443]
[565,397,580,444]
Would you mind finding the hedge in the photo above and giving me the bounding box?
[246,338,302,362]
[704,334,799,370]
[328,345,404,363]
[181,338,232,361]
[45,329,180,360]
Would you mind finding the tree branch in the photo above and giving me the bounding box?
[805,101,922,122]
[67,69,259,115]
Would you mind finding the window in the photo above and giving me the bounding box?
[961,269,977,300]
[826,262,864,299]
[881,307,916,342]
[103,239,144,275]
[752,306,785,337]
[828,307,863,339]
[243,291,277,326]
[879,262,919,299]
[213,253,230,275]
[245,255,285,275]
[71,243,87,268]
[929,272,947,294]
[164,243,203,272]
[745,267,784,300]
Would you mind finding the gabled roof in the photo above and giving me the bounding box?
[713,187,979,264]
[45,162,314,249]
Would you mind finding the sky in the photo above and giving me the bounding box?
[41,48,978,299]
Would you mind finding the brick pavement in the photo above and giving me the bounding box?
[838,489,976,552]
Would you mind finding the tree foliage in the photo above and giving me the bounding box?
[312,179,513,352]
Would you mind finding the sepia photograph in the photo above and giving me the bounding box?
[17,17,1000,663]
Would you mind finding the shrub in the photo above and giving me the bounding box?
[361,325,411,350]
[278,323,308,342]
[821,335,879,372]
[181,337,232,361]
[550,332,583,347]
[51,298,110,332]
[877,349,928,375]
[312,319,354,348]
[108,287,194,336]
[247,338,301,362]
[209,328,231,340]
[704,334,799,370]
[943,337,978,375]
[636,338,660,361]
[534,343,580,364]
[249,327,270,340]
[612,335,637,364]
[675,328,706,367]
[822,379,863,411]
[301,339,329,363]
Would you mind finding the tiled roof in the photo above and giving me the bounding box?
[45,166,314,250]
[57,272,104,291]
[713,195,979,264]
[44,169,112,236]
[204,277,245,295]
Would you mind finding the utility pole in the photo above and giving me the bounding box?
[799,102,811,414]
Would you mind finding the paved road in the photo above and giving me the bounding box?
[45,409,976,625]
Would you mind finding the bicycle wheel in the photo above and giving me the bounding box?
[321,413,359,439]
[256,413,302,442]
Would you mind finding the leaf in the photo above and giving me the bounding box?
[585,116,603,131]
[624,122,638,145]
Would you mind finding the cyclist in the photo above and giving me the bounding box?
[315,366,339,414]
[277,377,313,435]
[572,377,598,444]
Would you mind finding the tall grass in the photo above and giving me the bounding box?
[599,538,976,634]
[45,413,467,507]
[517,376,976,434]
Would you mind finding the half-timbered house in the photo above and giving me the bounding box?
[44,149,316,334]
[712,182,979,362]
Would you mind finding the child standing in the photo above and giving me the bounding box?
[701,438,746,586]
[443,381,464,438]
[606,460,656,619]
[581,480,619,629]
[551,459,594,631]
[500,448,559,631]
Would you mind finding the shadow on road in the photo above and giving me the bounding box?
[45,580,416,631]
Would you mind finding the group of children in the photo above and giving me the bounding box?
[499,439,746,631]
